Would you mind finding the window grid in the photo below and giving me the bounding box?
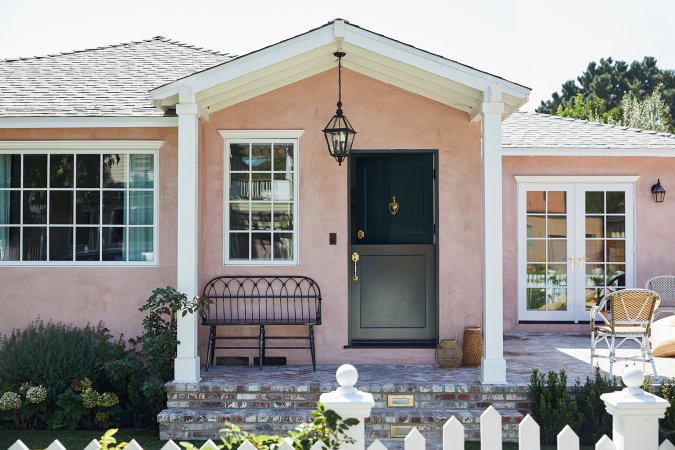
[225,140,297,265]
[0,150,157,265]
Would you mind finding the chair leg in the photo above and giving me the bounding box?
[590,331,596,367]
[209,326,217,369]
[609,335,616,377]
[258,325,265,370]
[205,326,215,372]
[309,324,316,371]
[645,336,658,377]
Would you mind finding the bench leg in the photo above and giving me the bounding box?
[259,325,265,370]
[309,324,316,371]
[205,326,216,372]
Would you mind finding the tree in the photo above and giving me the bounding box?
[537,57,675,131]
[620,84,671,132]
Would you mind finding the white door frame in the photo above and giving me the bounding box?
[516,176,638,323]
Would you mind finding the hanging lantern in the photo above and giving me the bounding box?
[323,51,356,166]
[651,179,666,203]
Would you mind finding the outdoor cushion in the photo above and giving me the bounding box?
[650,315,675,357]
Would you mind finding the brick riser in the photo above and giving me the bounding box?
[159,382,529,445]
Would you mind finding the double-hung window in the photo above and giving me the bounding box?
[0,141,160,265]
[221,131,301,265]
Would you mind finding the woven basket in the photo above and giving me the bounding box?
[435,339,463,370]
[461,326,483,367]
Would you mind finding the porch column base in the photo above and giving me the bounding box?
[480,356,506,384]
[174,356,201,383]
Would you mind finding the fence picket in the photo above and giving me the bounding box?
[276,442,294,450]
[405,427,426,450]
[367,440,389,450]
[159,440,182,450]
[556,425,579,450]
[659,440,675,450]
[7,440,30,450]
[125,439,144,450]
[595,435,616,450]
[480,406,502,450]
[310,440,325,450]
[443,416,464,450]
[82,439,102,450]
[237,440,257,450]
[45,440,67,450]
[518,414,540,450]
[200,439,221,450]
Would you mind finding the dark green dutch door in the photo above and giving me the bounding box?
[349,152,437,345]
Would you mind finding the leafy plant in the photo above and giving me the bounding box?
[572,366,620,444]
[656,378,675,442]
[0,319,126,400]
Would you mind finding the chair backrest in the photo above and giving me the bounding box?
[606,289,660,331]
[645,276,675,306]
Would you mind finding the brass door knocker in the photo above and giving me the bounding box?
[388,196,399,216]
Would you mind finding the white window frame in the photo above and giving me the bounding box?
[516,176,638,322]
[0,140,161,267]
[220,130,303,266]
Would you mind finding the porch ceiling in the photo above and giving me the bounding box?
[150,20,530,120]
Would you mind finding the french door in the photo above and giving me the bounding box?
[518,180,635,322]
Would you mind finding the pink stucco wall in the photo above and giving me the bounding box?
[0,128,178,340]
[198,69,483,364]
[502,156,675,333]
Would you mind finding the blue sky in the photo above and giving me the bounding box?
[1,0,673,111]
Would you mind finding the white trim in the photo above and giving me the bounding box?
[219,130,304,139]
[0,140,164,151]
[0,117,177,129]
[222,135,300,266]
[514,176,640,183]
[503,148,675,157]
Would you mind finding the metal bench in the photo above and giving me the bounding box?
[201,276,322,370]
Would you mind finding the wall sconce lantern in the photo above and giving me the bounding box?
[323,51,356,166]
[651,179,666,203]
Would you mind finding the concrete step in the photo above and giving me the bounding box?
[158,407,524,443]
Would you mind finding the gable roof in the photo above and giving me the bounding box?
[502,111,675,154]
[150,19,531,120]
[0,37,233,117]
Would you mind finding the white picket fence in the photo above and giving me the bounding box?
[6,365,675,450]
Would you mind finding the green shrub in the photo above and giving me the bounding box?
[0,319,126,399]
[529,368,579,444]
[529,366,625,445]
[657,378,675,442]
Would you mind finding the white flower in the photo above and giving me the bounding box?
[0,391,22,410]
[26,385,47,404]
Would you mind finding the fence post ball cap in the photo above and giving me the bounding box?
[622,365,644,389]
[336,364,358,387]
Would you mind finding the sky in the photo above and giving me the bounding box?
[1,0,674,111]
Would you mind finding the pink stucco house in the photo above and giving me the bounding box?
[1,19,674,386]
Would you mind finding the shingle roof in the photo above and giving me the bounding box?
[0,37,234,117]
[503,111,675,149]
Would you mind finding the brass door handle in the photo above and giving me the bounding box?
[568,254,574,271]
[352,252,360,281]
[579,255,584,270]
[357,230,365,239]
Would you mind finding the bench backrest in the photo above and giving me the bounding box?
[201,276,322,325]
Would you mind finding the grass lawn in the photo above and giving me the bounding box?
[0,429,595,450]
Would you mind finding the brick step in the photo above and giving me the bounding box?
[158,407,524,442]
[166,390,529,411]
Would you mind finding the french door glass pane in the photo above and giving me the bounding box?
[525,190,568,311]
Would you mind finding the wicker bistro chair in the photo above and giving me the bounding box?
[590,289,661,376]
[645,276,675,319]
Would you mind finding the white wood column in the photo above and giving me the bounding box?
[480,84,507,384]
[174,87,201,383]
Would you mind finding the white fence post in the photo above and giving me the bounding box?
[601,366,670,450]
[320,364,375,450]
